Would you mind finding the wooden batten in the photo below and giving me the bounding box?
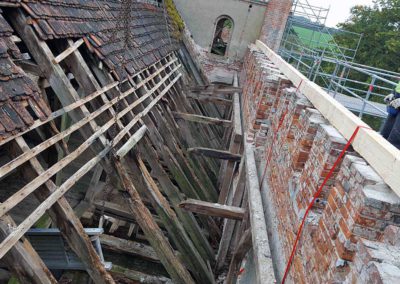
[188,147,242,161]
[179,199,245,220]
[172,112,232,127]
[116,125,148,159]
[114,158,195,284]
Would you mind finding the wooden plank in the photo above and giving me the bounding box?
[111,264,171,284]
[179,199,245,220]
[137,138,215,262]
[190,86,242,95]
[187,93,233,106]
[10,10,112,174]
[233,74,243,139]
[215,160,246,271]
[226,229,252,284]
[0,215,57,284]
[188,147,242,161]
[114,158,195,284]
[11,138,114,284]
[172,112,232,127]
[244,142,275,284]
[0,82,118,148]
[0,73,181,218]
[0,65,180,180]
[131,156,215,284]
[0,143,111,259]
[99,234,159,262]
[116,125,147,159]
[53,38,84,64]
[0,72,180,250]
[255,40,400,197]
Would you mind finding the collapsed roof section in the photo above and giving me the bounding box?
[0,9,50,140]
[0,0,178,140]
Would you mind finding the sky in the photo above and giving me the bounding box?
[306,0,375,27]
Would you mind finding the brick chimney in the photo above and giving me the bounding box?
[259,0,293,51]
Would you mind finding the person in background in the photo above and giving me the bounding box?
[381,80,400,149]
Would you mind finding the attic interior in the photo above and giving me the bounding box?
[0,1,251,284]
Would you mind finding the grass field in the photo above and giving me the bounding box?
[293,26,333,48]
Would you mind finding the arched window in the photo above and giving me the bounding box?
[211,16,234,56]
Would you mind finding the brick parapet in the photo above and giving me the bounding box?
[242,47,400,283]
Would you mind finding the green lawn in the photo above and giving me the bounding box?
[293,26,333,48]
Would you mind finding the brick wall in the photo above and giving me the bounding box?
[242,46,400,283]
[259,0,293,51]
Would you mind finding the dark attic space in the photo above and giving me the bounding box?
[0,0,400,284]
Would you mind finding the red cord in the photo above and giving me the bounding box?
[281,125,371,284]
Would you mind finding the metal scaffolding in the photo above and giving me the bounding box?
[279,0,400,129]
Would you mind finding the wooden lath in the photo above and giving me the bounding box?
[0,68,182,259]
[0,10,196,284]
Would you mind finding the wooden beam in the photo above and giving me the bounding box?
[111,264,171,284]
[0,215,57,284]
[190,86,242,95]
[15,60,44,77]
[130,156,215,284]
[188,147,242,161]
[226,229,252,284]
[256,40,400,197]
[218,74,243,205]
[137,138,215,262]
[0,72,181,219]
[245,142,275,284]
[215,160,246,271]
[179,199,245,220]
[10,138,115,284]
[100,234,159,262]
[10,9,112,174]
[172,112,232,127]
[53,38,84,64]
[187,93,233,106]
[114,158,195,284]
[116,125,147,159]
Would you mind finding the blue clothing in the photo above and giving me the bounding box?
[382,85,400,149]
[381,113,400,149]
[387,91,400,116]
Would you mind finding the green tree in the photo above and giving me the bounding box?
[335,0,400,72]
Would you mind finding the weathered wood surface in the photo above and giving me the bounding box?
[116,125,148,159]
[190,86,242,95]
[244,142,275,284]
[53,38,84,64]
[100,234,159,262]
[215,160,246,271]
[137,137,215,262]
[114,158,195,284]
[226,229,252,284]
[11,138,115,284]
[111,265,171,284]
[188,147,242,161]
[172,112,232,127]
[130,156,215,284]
[0,215,57,284]
[179,199,245,220]
[187,93,233,106]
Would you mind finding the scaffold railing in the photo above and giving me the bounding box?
[279,0,400,130]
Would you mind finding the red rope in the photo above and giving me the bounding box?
[281,125,371,284]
